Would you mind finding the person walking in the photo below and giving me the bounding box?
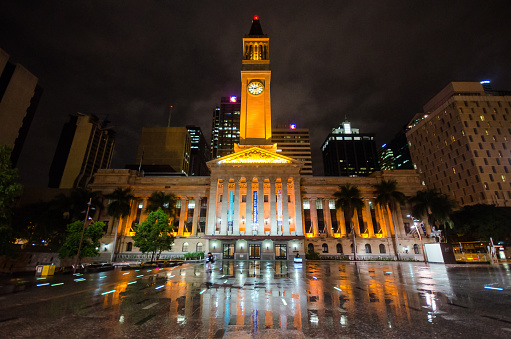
[206,252,214,272]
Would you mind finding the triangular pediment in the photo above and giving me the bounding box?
[213,147,296,165]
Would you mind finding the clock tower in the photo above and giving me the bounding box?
[239,15,272,147]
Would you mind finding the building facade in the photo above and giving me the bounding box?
[89,16,430,262]
[135,126,191,176]
[0,48,42,166]
[272,124,313,176]
[406,82,511,207]
[211,96,241,159]
[49,113,114,188]
[322,120,380,177]
[187,125,210,176]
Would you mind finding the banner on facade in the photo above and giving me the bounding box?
[228,190,234,228]
[276,189,282,232]
[253,191,258,228]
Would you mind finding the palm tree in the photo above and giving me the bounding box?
[146,191,177,219]
[105,187,135,262]
[409,189,457,241]
[333,183,364,260]
[374,180,406,260]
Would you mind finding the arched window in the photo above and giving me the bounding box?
[182,242,189,252]
[196,242,203,253]
[126,242,133,252]
[365,244,372,253]
[308,243,314,253]
[414,244,420,254]
[336,243,343,254]
[322,243,328,253]
[351,243,354,253]
[379,244,386,254]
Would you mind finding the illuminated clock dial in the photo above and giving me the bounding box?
[248,81,264,95]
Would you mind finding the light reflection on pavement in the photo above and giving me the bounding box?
[0,261,510,338]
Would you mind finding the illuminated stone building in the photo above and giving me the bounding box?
[49,113,114,189]
[90,16,430,262]
[271,124,313,176]
[0,48,42,166]
[406,81,511,207]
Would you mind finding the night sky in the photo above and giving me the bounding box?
[1,1,511,186]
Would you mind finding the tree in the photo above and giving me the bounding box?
[146,191,177,218]
[0,145,22,256]
[58,220,104,259]
[333,183,364,260]
[105,187,135,261]
[450,204,511,241]
[409,189,457,240]
[132,208,175,262]
[374,180,406,260]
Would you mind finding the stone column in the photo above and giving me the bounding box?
[257,177,264,235]
[191,196,200,236]
[246,178,253,234]
[310,198,318,236]
[269,177,277,235]
[395,204,405,236]
[293,178,303,236]
[178,197,188,236]
[323,199,333,237]
[206,179,218,235]
[220,178,229,235]
[233,178,240,235]
[282,178,290,235]
[339,209,347,236]
[364,200,374,238]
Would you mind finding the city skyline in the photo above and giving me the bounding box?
[1,2,510,185]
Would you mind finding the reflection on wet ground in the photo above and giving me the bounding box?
[0,261,511,338]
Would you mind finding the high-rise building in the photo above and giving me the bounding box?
[211,96,241,159]
[49,113,115,188]
[322,119,379,177]
[135,127,191,176]
[186,125,210,176]
[0,48,43,166]
[379,129,414,170]
[378,146,395,170]
[271,124,312,175]
[406,81,511,207]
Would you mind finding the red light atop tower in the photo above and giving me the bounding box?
[254,15,259,20]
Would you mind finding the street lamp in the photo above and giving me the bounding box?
[74,198,93,273]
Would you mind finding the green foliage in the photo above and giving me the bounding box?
[106,187,135,219]
[305,251,320,260]
[12,188,103,251]
[184,251,205,259]
[409,189,457,229]
[334,183,364,231]
[0,145,22,256]
[374,180,406,210]
[132,208,175,262]
[146,191,177,218]
[450,204,511,241]
[58,221,104,259]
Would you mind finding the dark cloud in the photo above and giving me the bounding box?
[1,1,510,185]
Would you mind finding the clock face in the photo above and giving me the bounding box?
[248,81,264,95]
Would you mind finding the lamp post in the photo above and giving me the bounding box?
[74,198,92,273]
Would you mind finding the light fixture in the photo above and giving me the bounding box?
[213,243,216,249]
[266,245,269,249]
[293,244,297,249]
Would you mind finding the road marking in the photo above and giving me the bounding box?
[143,302,158,310]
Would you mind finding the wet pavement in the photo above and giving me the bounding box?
[0,261,510,338]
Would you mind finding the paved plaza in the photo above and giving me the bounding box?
[0,261,510,338]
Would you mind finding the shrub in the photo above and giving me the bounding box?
[305,251,320,260]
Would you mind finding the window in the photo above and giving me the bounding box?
[182,242,189,252]
[196,242,203,252]
[242,195,246,203]
[379,244,386,254]
[414,244,420,254]
[336,243,343,254]
[322,243,329,253]
[308,243,314,253]
[365,244,372,253]
[126,242,133,252]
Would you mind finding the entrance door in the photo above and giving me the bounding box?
[223,244,234,259]
[249,244,261,259]
[275,244,287,260]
